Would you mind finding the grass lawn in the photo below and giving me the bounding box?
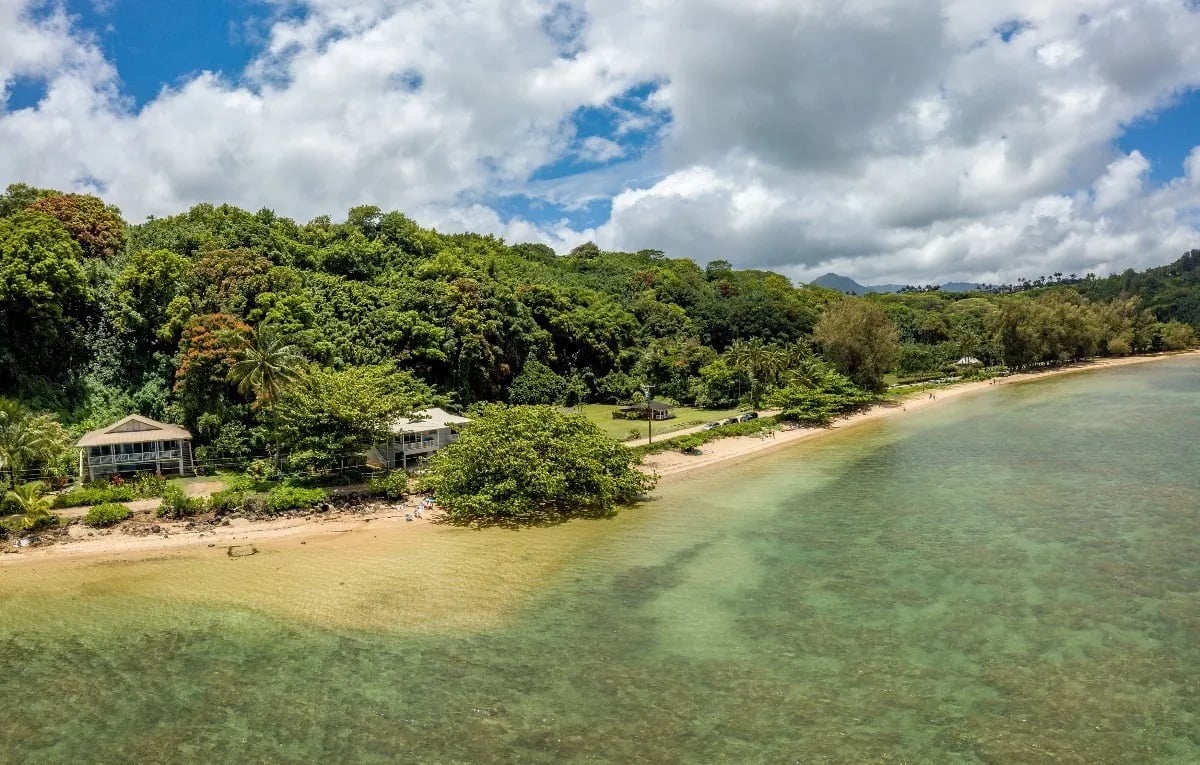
[572,403,743,440]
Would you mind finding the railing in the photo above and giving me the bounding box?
[88,449,180,466]
[401,439,439,454]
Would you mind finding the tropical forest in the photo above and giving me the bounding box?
[1,182,1198,524]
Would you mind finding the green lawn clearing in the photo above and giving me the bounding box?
[571,403,742,440]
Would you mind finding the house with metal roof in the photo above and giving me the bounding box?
[370,407,470,470]
[73,414,195,482]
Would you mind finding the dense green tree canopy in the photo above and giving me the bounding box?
[27,193,126,258]
[0,211,95,390]
[275,364,434,466]
[0,184,1194,485]
[814,299,900,392]
[421,404,655,524]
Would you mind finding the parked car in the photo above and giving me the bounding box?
[738,411,759,422]
[724,417,740,425]
[701,421,721,431]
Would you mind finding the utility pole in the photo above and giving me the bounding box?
[641,385,653,444]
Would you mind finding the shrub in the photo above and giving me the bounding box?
[131,472,168,498]
[84,502,132,527]
[156,485,205,519]
[368,470,409,500]
[266,486,327,513]
[53,485,137,508]
[672,435,705,454]
[207,488,247,516]
[0,516,22,538]
[243,495,269,516]
[246,459,278,482]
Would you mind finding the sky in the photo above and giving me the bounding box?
[3,0,1200,285]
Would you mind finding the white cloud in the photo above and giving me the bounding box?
[1,0,1200,284]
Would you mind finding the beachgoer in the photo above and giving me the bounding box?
[405,513,413,522]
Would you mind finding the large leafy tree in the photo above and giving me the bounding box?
[27,193,127,258]
[0,183,56,217]
[0,399,69,489]
[507,358,567,404]
[0,211,95,390]
[275,364,433,467]
[813,299,900,392]
[106,248,190,380]
[174,313,253,427]
[421,404,656,525]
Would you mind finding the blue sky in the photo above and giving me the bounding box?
[6,0,662,231]
[1118,88,1200,184]
[3,0,1200,283]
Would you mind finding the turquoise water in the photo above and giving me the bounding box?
[2,360,1199,763]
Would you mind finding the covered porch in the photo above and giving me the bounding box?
[74,415,194,482]
[376,408,470,470]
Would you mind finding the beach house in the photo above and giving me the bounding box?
[373,407,470,469]
[74,414,195,482]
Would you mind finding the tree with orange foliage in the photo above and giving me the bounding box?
[28,193,126,258]
[173,313,252,426]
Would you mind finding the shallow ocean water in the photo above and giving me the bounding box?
[1,359,1198,763]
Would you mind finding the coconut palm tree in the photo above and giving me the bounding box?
[725,338,782,408]
[228,327,307,464]
[4,481,53,530]
[0,399,68,489]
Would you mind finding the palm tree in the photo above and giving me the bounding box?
[725,338,782,408]
[0,399,68,489]
[228,327,307,464]
[4,481,53,530]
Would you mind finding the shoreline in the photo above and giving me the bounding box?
[640,350,1200,482]
[3,350,1196,569]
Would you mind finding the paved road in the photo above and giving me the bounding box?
[623,409,779,448]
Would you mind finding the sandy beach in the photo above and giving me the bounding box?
[640,350,1200,480]
[3,350,1196,568]
[1,496,442,568]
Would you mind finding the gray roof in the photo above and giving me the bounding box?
[390,407,470,434]
[619,400,673,412]
[75,414,192,448]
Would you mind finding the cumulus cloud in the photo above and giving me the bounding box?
[2,0,1200,283]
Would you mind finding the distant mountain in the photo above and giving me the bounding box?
[810,273,904,294]
[810,273,983,295]
[939,282,985,293]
